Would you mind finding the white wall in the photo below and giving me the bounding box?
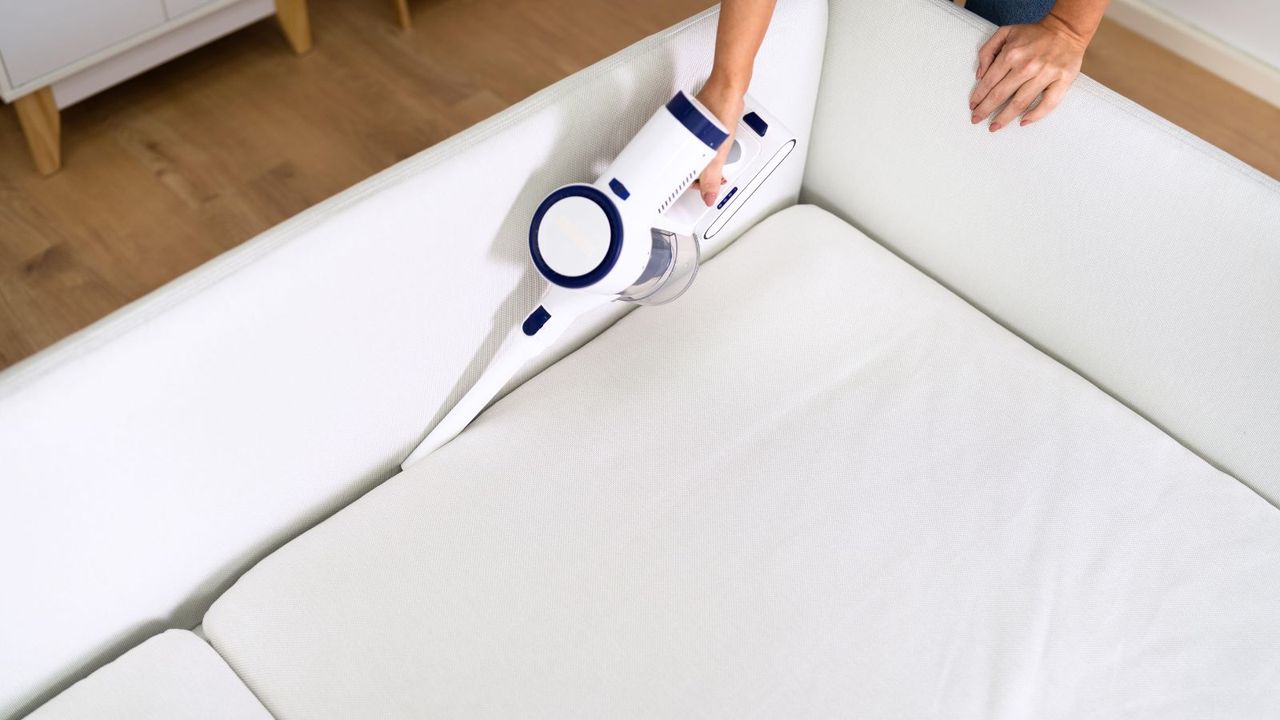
[1148,0,1280,70]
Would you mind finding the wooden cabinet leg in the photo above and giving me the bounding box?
[13,87,61,176]
[393,0,412,29]
[274,0,312,54]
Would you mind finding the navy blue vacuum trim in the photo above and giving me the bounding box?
[529,184,623,289]
[742,111,768,137]
[666,91,729,150]
[716,185,739,210]
[608,178,630,200]
[522,306,552,336]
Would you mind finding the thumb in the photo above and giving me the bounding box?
[697,133,734,206]
[698,162,725,207]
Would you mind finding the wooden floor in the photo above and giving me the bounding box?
[1,0,1277,370]
[1082,20,1280,180]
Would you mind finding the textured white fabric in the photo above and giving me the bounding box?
[23,631,270,720]
[0,5,827,716]
[204,206,1280,719]
[804,0,1280,504]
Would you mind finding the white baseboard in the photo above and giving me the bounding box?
[1106,0,1280,108]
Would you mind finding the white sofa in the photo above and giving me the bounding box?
[3,1,1278,717]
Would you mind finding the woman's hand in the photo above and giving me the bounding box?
[695,75,746,206]
[970,14,1090,131]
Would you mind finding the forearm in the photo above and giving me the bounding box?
[695,0,777,204]
[708,0,777,92]
[1044,0,1110,44]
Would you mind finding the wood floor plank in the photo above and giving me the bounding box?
[0,0,1274,370]
[1083,19,1280,180]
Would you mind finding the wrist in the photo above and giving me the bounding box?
[705,67,751,96]
[1040,11,1097,47]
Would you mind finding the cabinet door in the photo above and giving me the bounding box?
[163,0,219,19]
[0,0,166,88]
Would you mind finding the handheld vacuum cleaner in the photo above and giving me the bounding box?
[402,90,795,469]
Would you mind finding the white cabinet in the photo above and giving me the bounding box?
[1,0,309,175]
[0,0,166,87]
[164,0,220,19]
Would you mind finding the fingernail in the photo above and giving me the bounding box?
[971,115,981,124]
[702,192,716,206]
[1020,118,1030,126]
[989,123,1002,132]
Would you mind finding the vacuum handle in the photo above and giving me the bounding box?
[401,288,610,469]
[597,91,726,212]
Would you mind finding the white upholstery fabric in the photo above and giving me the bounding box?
[0,4,827,716]
[803,0,1280,504]
[204,206,1280,719]
[23,631,269,720]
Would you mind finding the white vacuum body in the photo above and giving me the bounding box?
[403,91,795,468]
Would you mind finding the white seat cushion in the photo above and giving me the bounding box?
[203,205,1280,719]
[23,631,270,720]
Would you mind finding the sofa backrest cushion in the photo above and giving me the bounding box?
[0,3,828,716]
[803,0,1280,505]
